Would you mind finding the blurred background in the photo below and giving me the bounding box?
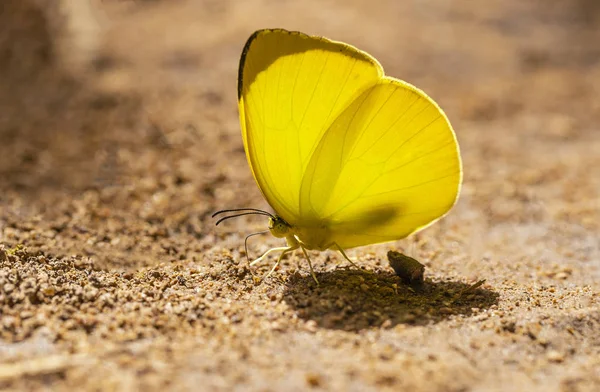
[1,1,599,390]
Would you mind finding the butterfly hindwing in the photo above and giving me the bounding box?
[298,78,461,249]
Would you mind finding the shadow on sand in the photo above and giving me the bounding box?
[283,268,499,332]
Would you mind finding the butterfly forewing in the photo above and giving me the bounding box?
[238,29,382,224]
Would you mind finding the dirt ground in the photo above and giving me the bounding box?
[1,0,599,391]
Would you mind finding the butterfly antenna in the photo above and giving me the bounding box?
[214,212,274,226]
[212,208,274,226]
[212,208,274,218]
[243,230,269,264]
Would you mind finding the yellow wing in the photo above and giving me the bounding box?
[297,78,462,249]
[238,29,383,224]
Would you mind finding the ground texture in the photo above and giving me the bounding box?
[1,0,599,391]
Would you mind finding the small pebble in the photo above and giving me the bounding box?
[554,272,569,280]
[547,350,564,363]
[387,251,425,284]
[305,372,323,387]
[305,320,318,333]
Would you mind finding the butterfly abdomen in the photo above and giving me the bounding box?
[295,226,333,251]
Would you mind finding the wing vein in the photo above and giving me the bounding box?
[352,93,422,160]
[382,139,455,175]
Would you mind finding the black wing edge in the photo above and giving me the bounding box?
[237,30,263,100]
[237,28,312,100]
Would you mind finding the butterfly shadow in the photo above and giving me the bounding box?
[282,268,499,332]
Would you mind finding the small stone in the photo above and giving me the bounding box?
[538,337,550,348]
[404,314,417,323]
[387,250,425,284]
[305,320,318,333]
[305,372,322,387]
[547,350,564,363]
[439,307,453,315]
[42,286,56,297]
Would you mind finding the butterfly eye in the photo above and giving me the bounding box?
[268,217,290,238]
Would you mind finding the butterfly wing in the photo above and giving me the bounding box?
[297,78,462,249]
[238,29,383,224]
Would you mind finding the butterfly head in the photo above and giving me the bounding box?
[268,216,292,238]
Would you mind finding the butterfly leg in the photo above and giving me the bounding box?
[300,246,319,285]
[332,243,361,269]
[262,244,298,280]
[249,246,290,266]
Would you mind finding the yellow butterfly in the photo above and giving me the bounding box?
[214,29,462,283]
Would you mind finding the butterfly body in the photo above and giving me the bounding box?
[268,216,331,251]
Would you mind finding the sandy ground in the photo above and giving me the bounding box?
[1,0,599,390]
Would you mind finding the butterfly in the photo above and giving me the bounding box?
[214,29,462,284]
